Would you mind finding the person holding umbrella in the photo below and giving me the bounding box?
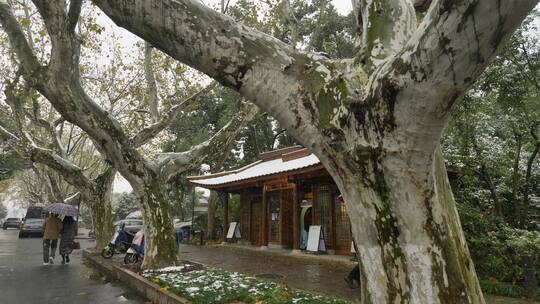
[42,213,62,265]
[59,216,77,264]
[43,202,78,265]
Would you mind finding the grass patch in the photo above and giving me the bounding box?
[143,266,349,304]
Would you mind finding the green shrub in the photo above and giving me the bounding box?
[459,203,540,284]
[480,280,540,300]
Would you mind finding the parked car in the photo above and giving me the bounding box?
[24,206,46,219]
[114,219,143,234]
[18,218,45,238]
[3,218,22,230]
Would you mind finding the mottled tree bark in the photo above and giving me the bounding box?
[93,0,538,301]
[1,0,537,298]
[1,79,115,252]
[89,168,116,250]
[1,0,256,268]
[136,179,179,268]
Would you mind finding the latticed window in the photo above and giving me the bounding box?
[315,185,331,243]
[268,192,280,242]
[334,198,351,248]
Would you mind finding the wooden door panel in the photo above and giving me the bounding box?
[268,191,280,244]
[281,189,293,248]
[251,202,261,245]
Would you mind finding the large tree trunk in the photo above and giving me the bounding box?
[93,0,538,300]
[135,178,179,269]
[1,0,535,300]
[328,146,483,303]
[89,168,116,251]
[0,0,255,270]
[86,191,114,250]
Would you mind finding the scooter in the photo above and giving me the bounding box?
[124,228,144,264]
[101,223,135,259]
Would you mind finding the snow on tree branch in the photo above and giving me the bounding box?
[0,123,94,190]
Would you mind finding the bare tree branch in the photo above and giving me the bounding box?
[0,123,94,190]
[157,103,259,181]
[94,0,328,149]
[144,42,160,123]
[131,82,217,147]
[66,0,82,33]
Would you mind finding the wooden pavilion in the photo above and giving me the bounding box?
[188,146,353,255]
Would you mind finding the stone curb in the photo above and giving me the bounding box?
[82,250,191,304]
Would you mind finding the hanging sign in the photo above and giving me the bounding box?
[306,225,326,252]
[226,222,241,239]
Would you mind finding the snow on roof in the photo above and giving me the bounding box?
[190,152,321,187]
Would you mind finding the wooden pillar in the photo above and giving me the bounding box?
[223,192,229,238]
[292,184,300,250]
[261,186,268,246]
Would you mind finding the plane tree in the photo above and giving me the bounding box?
[92,0,538,302]
[0,0,257,268]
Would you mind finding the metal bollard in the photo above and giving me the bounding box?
[522,255,538,299]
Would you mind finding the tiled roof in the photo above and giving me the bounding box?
[189,148,321,187]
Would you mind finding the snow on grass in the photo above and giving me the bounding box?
[143,267,350,304]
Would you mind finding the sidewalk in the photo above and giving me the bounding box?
[177,244,538,304]
[179,243,358,302]
[81,242,538,304]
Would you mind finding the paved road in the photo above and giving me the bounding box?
[0,229,144,304]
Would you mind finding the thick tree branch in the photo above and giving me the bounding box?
[31,1,65,35]
[357,0,416,69]
[5,80,68,159]
[94,0,328,149]
[157,103,259,181]
[413,0,431,13]
[360,0,540,160]
[395,0,538,114]
[66,0,82,33]
[0,1,42,77]
[281,0,298,47]
[144,42,160,123]
[0,124,94,190]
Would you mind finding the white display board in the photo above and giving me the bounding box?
[226,222,241,239]
[306,225,326,252]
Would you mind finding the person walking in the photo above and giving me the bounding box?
[59,216,77,264]
[42,213,62,265]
